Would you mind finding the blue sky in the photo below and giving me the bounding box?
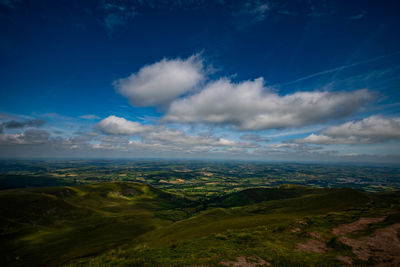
[0,0,400,163]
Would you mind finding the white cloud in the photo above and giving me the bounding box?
[164,77,373,130]
[114,55,205,106]
[294,116,400,144]
[295,133,337,144]
[95,115,149,135]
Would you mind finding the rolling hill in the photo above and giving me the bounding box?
[1,182,400,266]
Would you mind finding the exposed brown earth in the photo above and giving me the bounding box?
[220,256,270,266]
[296,216,400,265]
[297,239,329,253]
[308,231,324,240]
[290,227,301,233]
[335,255,353,265]
[332,217,386,235]
[338,223,400,266]
[297,231,329,253]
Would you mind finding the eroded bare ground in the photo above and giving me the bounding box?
[332,217,386,235]
[297,238,329,253]
[308,231,324,240]
[296,216,400,266]
[335,255,353,265]
[296,229,329,253]
[220,256,270,267]
[339,223,400,266]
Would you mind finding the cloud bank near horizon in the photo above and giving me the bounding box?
[294,116,400,145]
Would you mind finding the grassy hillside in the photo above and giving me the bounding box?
[208,185,327,208]
[0,182,197,266]
[1,182,400,266]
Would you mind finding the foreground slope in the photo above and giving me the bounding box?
[0,182,196,266]
[71,186,400,266]
[1,182,400,266]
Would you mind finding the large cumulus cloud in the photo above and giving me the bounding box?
[114,55,205,106]
[164,77,373,130]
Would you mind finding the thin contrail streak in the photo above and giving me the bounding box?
[280,50,400,86]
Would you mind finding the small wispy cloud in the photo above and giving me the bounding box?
[80,114,100,120]
[103,1,136,33]
[230,0,271,27]
[280,51,400,86]
[240,133,270,142]
[95,115,149,135]
[0,0,21,9]
[245,1,270,22]
[349,11,367,20]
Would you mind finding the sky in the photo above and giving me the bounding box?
[0,0,400,164]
